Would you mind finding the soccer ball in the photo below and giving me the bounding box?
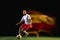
[16,35,22,39]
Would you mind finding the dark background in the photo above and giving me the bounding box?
[0,0,60,36]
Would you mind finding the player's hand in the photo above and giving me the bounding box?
[16,23,19,26]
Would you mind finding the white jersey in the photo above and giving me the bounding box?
[21,14,32,24]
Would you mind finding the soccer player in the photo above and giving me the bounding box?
[16,10,32,39]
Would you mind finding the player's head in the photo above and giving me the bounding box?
[23,10,27,15]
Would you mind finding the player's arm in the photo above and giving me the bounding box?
[27,15,32,28]
[16,21,22,26]
[16,17,24,26]
[27,15,32,22]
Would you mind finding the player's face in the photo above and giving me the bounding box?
[23,10,27,15]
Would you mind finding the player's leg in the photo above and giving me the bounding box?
[22,25,30,36]
[16,27,22,39]
[18,27,22,38]
[23,30,29,36]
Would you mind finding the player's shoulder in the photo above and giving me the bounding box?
[27,14,29,15]
[27,14,30,16]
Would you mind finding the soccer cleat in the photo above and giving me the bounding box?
[25,33,29,37]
